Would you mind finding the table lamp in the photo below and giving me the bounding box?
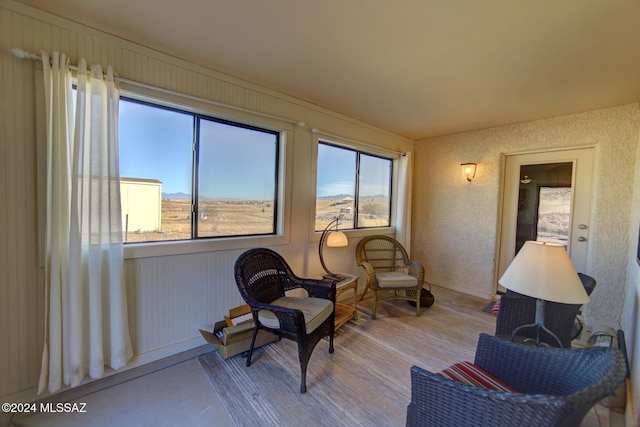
[498,241,590,347]
[319,217,348,280]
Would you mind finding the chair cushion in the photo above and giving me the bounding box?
[376,271,418,288]
[437,361,517,392]
[258,297,334,334]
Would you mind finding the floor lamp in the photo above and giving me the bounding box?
[319,217,348,280]
[498,241,590,348]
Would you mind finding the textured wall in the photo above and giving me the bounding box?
[624,117,640,424]
[413,104,640,328]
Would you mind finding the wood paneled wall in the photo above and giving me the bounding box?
[0,1,413,400]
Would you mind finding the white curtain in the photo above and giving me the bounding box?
[39,52,132,394]
[395,152,413,254]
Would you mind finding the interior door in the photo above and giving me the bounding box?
[496,148,594,291]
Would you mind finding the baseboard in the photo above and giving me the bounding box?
[39,342,214,403]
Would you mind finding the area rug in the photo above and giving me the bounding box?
[198,295,494,426]
[198,312,411,426]
[482,301,496,313]
[198,293,604,427]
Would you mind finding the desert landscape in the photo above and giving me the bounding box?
[124,198,274,243]
[124,196,390,243]
[536,187,571,245]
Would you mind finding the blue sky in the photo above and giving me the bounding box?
[119,99,192,195]
[316,143,391,197]
[316,144,355,197]
[119,99,276,199]
[198,119,276,200]
[119,99,390,200]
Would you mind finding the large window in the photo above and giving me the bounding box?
[119,97,279,243]
[315,142,392,231]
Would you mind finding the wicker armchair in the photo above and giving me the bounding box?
[495,273,596,347]
[355,235,424,319]
[406,333,627,427]
[234,248,336,393]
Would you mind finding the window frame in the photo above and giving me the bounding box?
[312,135,399,242]
[118,83,292,260]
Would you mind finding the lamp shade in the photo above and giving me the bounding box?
[326,230,348,247]
[498,241,590,304]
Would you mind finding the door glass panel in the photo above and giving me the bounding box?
[537,186,572,246]
[515,162,572,254]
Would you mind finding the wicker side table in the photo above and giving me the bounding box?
[334,274,359,330]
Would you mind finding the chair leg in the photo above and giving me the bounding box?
[415,294,421,318]
[300,366,307,393]
[372,294,378,320]
[358,281,371,302]
[329,312,335,353]
[245,326,259,367]
[298,345,309,393]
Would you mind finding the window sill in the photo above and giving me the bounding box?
[123,234,289,259]
[312,226,396,242]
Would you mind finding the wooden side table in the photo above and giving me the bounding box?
[333,274,359,330]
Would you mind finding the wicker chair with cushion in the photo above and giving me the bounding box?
[406,333,627,427]
[234,248,336,393]
[495,273,596,347]
[355,235,424,319]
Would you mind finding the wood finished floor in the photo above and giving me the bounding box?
[9,285,615,427]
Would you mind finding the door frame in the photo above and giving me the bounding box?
[494,146,595,294]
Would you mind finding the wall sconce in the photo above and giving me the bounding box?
[319,217,348,280]
[460,163,477,182]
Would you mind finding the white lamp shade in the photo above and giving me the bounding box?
[326,230,348,247]
[498,241,590,304]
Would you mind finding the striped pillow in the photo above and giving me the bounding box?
[437,361,517,392]
[491,298,501,315]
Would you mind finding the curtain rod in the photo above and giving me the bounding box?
[311,128,405,157]
[10,47,306,128]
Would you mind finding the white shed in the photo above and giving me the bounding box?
[120,177,162,233]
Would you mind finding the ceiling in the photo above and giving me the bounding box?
[15,0,640,140]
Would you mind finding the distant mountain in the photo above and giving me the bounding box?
[162,192,191,200]
[164,192,388,201]
[317,194,388,200]
[316,194,352,200]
